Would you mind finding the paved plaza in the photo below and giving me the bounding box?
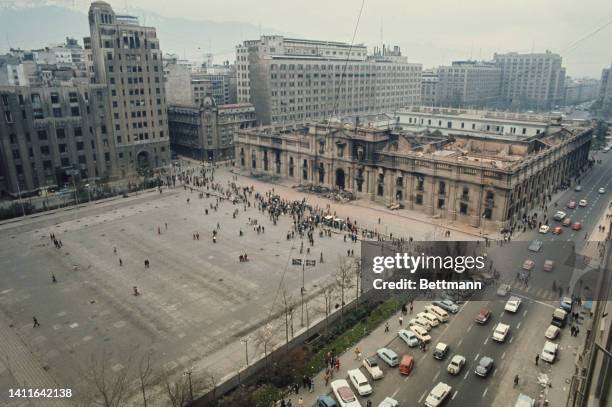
[0,163,484,404]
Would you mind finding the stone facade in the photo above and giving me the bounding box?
[168,95,256,161]
[0,84,118,197]
[234,119,591,230]
[87,1,171,176]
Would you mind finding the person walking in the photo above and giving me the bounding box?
[398,315,403,326]
[51,274,57,283]
[384,322,389,333]
[119,258,123,267]
[535,354,539,366]
[32,316,40,328]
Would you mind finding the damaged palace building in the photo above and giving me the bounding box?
[234,106,592,229]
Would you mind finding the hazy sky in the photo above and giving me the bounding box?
[121,0,611,78]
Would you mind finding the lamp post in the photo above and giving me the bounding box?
[183,369,194,402]
[241,336,250,366]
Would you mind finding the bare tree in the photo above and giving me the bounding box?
[335,257,355,325]
[280,289,296,349]
[317,284,336,333]
[353,257,362,308]
[137,352,155,407]
[162,370,191,407]
[253,323,276,368]
[80,349,133,407]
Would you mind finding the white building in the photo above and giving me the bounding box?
[493,51,566,110]
[436,61,502,108]
[236,36,421,125]
[421,69,438,107]
[396,106,556,138]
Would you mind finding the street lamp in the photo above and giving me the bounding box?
[183,369,194,402]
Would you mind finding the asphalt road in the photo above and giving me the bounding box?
[330,150,612,407]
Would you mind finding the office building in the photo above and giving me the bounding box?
[421,69,438,107]
[563,77,599,105]
[0,84,118,198]
[493,51,566,110]
[168,95,256,161]
[87,1,170,176]
[436,61,502,108]
[236,36,421,125]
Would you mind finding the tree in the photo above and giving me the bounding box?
[80,349,134,407]
[162,370,192,407]
[252,323,276,369]
[353,257,363,308]
[280,289,296,349]
[335,257,355,325]
[137,352,155,407]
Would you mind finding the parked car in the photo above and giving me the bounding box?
[539,225,550,234]
[417,311,440,327]
[399,354,415,375]
[552,227,563,235]
[543,260,554,272]
[560,297,573,313]
[409,317,432,332]
[447,355,466,375]
[572,222,582,231]
[567,201,577,209]
[425,305,449,322]
[545,325,561,340]
[398,329,419,347]
[475,307,492,324]
[574,185,583,192]
[522,259,535,270]
[562,217,572,226]
[551,308,568,328]
[579,199,588,207]
[424,382,452,407]
[433,299,459,313]
[317,395,338,407]
[377,348,399,367]
[599,187,606,194]
[505,296,522,313]
[411,325,431,343]
[474,356,495,377]
[362,357,384,380]
[528,240,543,252]
[541,341,559,363]
[330,380,361,407]
[347,369,372,396]
[492,322,510,342]
[433,342,449,360]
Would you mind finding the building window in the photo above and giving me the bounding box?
[71,107,80,116]
[76,142,84,151]
[40,146,50,155]
[53,107,62,117]
[460,202,468,215]
[415,194,423,205]
[4,111,13,123]
[37,130,47,140]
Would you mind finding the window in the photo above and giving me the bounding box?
[460,202,468,215]
[56,128,66,139]
[53,107,62,117]
[9,134,17,143]
[4,111,13,123]
[50,93,60,104]
[59,144,67,153]
[71,107,80,116]
[61,157,70,166]
[76,142,84,151]
[1,94,8,105]
[12,149,20,159]
[74,127,82,137]
[37,130,47,140]
[69,92,78,103]
[40,146,50,155]
[78,155,87,164]
[415,194,423,205]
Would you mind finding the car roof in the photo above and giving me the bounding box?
[480,356,493,364]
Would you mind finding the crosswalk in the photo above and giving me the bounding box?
[509,280,558,301]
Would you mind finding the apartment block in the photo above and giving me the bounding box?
[436,61,502,108]
[494,51,566,110]
[0,84,118,197]
[87,1,170,176]
[421,69,438,107]
[236,36,421,125]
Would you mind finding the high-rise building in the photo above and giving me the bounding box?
[421,69,438,107]
[596,62,612,117]
[165,62,237,107]
[0,83,118,198]
[87,1,170,176]
[493,51,566,110]
[236,36,421,125]
[563,77,599,105]
[436,61,502,108]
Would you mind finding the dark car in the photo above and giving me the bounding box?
[433,342,449,360]
[475,356,494,377]
[317,395,338,407]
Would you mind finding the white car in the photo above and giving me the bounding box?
[398,329,419,347]
[378,398,399,407]
[505,296,522,313]
[331,379,362,407]
[411,325,431,343]
[492,322,510,342]
[599,188,606,194]
[497,284,511,296]
[545,325,560,340]
[347,368,373,396]
[539,225,550,234]
[362,357,384,380]
[425,382,452,407]
[579,199,587,207]
[409,317,432,332]
[553,211,567,221]
[417,311,440,327]
[541,341,559,363]
[447,354,466,375]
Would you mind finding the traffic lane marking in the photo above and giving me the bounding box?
[392,387,400,398]
[418,390,427,403]
[452,390,458,400]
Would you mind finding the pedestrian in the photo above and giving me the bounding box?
[399,315,403,326]
[113,246,117,254]
[367,400,372,407]
[298,397,303,407]
[575,326,580,336]
[354,347,360,360]
[335,358,340,371]
[384,322,389,333]
[51,274,57,283]
[535,354,539,366]
[32,316,40,328]
[409,303,413,314]
[119,258,123,267]
[165,222,168,230]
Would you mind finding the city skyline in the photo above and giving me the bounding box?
[0,0,610,77]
